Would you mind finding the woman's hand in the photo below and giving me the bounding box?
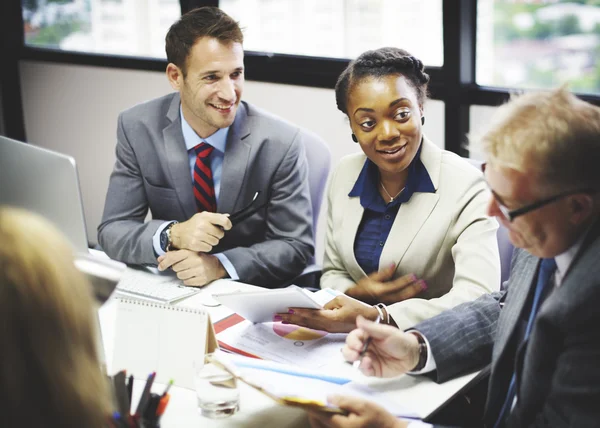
[276,295,379,333]
[308,395,409,428]
[342,316,421,378]
[346,266,427,306]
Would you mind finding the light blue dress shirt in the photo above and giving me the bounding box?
[152,107,239,280]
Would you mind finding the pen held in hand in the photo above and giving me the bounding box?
[228,191,267,226]
[352,314,382,370]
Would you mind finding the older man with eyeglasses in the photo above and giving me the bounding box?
[307,87,600,428]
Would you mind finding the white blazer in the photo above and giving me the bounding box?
[321,138,501,330]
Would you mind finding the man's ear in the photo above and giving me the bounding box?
[166,63,183,91]
[568,193,594,225]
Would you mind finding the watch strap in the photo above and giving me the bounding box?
[410,332,428,371]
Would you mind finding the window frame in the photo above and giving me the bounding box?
[4,0,600,154]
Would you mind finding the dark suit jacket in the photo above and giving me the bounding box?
[98,93,317,288]
[416,222,600,427]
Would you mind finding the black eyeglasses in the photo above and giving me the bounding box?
[481,163,595,222]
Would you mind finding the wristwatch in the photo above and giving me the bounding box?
[159,221,178,252]
[410,332,428,372]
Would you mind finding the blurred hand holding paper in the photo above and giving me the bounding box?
[216,317,348,369]
[209,351,419,419]
[212,286,340,323]
[214,288,348,369]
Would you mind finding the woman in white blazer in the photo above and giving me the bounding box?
[278,48,500,332]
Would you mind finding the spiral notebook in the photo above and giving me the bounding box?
[111,298,218,390]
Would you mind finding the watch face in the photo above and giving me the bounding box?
[160,228,169,251]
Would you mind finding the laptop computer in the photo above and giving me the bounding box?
[0,135,126,292]
[0,135,90,253]
[0,136,126,369]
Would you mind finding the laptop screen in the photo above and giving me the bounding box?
[0,135,89,253]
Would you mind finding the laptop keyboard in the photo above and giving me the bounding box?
[116,268,199,303]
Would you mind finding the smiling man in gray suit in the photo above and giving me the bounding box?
[98,7,317,288]
[308,88,600,428]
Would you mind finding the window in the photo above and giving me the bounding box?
[220,0,444,66]
[477,0,600,95]
[22,0,181,58]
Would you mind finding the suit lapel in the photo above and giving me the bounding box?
[380,137,440,269]
[380,193,439,269]
[163,94,197,219]
[491,253,539,368]
[341,191,368,278]
[218,103,251,214]
[484,252,538,422]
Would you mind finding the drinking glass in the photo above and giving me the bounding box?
[194,356,240,418]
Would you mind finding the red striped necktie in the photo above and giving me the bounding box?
[192,142,217,213]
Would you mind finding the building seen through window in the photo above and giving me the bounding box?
[23,0,180,58]
[220,0,444,66]
[477,0,600,95]
[21,0,600,96]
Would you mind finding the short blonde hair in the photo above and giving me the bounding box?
[0,207,110,427]
[476,87,600,192]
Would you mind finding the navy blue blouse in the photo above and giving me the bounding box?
[349,143,435,275]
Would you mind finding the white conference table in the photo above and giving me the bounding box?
[99,277,478,427]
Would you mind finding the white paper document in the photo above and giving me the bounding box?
[217,319,348,369]
[213,286,341,323]
[214,352,420,419]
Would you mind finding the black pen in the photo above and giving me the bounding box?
[352,314,382,370]
[142,393,161,422]
[228,191,267,226]
[113,371,129,419]
[135,372,156,418]
[126,375,134,408]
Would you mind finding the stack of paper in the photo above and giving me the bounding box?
[213,287,350,369]
[211,351,419,418]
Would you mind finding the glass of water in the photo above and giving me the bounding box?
[194,356,240,418]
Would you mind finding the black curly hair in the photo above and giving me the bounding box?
[335,47,430,115]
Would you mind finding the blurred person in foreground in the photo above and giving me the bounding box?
[309,87,600,427]
[0,207,110,427]
[278,47,500,332]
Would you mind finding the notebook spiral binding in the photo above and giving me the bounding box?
[116,297,206,314]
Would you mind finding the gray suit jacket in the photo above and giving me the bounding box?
[416,222,600,427]
[98,93,315,288]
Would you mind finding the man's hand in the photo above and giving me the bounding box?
[276,295,379,333]
[346,266,427,306]
[308,395,409,428]
[170,212,232,252]
[157,249,227,287]
[342,316,421,378]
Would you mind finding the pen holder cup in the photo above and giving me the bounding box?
[194,357,240,419]
[140,419,160,428]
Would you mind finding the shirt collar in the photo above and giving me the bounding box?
[180,106,229,153]
[348,141,435,212]
[555,225,591,286]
